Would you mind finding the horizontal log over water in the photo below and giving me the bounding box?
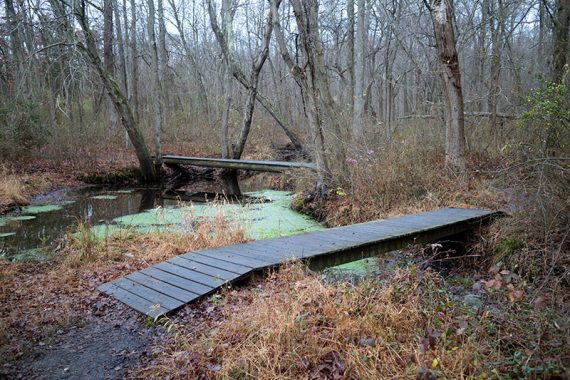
[98,207,502,317]
[159,155,317,172]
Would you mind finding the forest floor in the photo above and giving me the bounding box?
[0,146,568,379]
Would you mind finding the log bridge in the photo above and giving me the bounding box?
[98,208,500,318]
[160,155,317,173]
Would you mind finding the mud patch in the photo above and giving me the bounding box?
[8,302,154,380]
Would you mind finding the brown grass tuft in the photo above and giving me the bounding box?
[139,263,569,379]
[0,166,29,206]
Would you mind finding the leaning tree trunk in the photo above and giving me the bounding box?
[72,0,156,181]
[426,0,466,170]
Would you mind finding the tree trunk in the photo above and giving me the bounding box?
[352,0,366,140]
[103,0,114,73]
[272,0,332,192]
[113,0,128,93]
[552,0,570,82]
[72,0,156,181]
[347,0,355,117]
[207,0,275,160]
[129,0,139,123]
[148,0,163,172]
[426,0,466,170]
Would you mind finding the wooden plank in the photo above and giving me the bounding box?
[99,282,168,318]
[154,262,227,288]
[180,252,254,273]
[234,241,306,260]
[126,272,200,302]
[161,155,317,173]
[168,256,240,281]
[111,277,184,310]
[140,267,214,295]
[210,245,284,265]
[195,247,275,267]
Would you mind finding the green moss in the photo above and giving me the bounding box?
[21,204,64,214]
[9,248,47,262]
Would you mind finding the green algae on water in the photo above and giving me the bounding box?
[7,215,37,222]
[0,215,37,227]
[89,190,324,240]
[21,204,64,214]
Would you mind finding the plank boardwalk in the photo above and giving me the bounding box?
[161,155,317,172]
[98,208,499,317]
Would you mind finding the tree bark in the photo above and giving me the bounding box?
[552,0,570,82]
[148,0,163,172]
[425,0,466,170]
[352,0,366,140]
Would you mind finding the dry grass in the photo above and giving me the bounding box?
[139,263,569,379]
[62,205,248,268]
[318,145,504,227]
[0,165,54,212]
[0,214,247,364]
[0,166,30,206]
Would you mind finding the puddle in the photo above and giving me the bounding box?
[0,185,323,261]
[321,251,415,284]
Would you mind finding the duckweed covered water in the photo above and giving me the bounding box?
[0,187,323,261]
[90,190,323,240]
[1,185,389,280]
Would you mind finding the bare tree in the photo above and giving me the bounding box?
[207,0,275,159]
[148,0,164,172]
[352,0,366,139]
[424,0,465,170]
[71,0,157,181]
[272,0,335,192]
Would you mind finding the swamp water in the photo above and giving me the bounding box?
[0,185,388,280]
[0,187,324,261]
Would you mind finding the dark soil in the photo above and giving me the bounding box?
[4,300,156,380]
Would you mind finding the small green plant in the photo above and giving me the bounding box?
[520,68,569,156]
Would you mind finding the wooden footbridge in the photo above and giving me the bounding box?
[162,155,317,173]
[98,208,500,318]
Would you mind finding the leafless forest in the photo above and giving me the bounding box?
[1,0,569,378]
[2,0,568,178]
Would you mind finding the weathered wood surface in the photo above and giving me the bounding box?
[98,208,500,317]
[161,155,317,172]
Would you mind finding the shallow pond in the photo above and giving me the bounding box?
[0,186,323,261]
[0,183,398,282]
